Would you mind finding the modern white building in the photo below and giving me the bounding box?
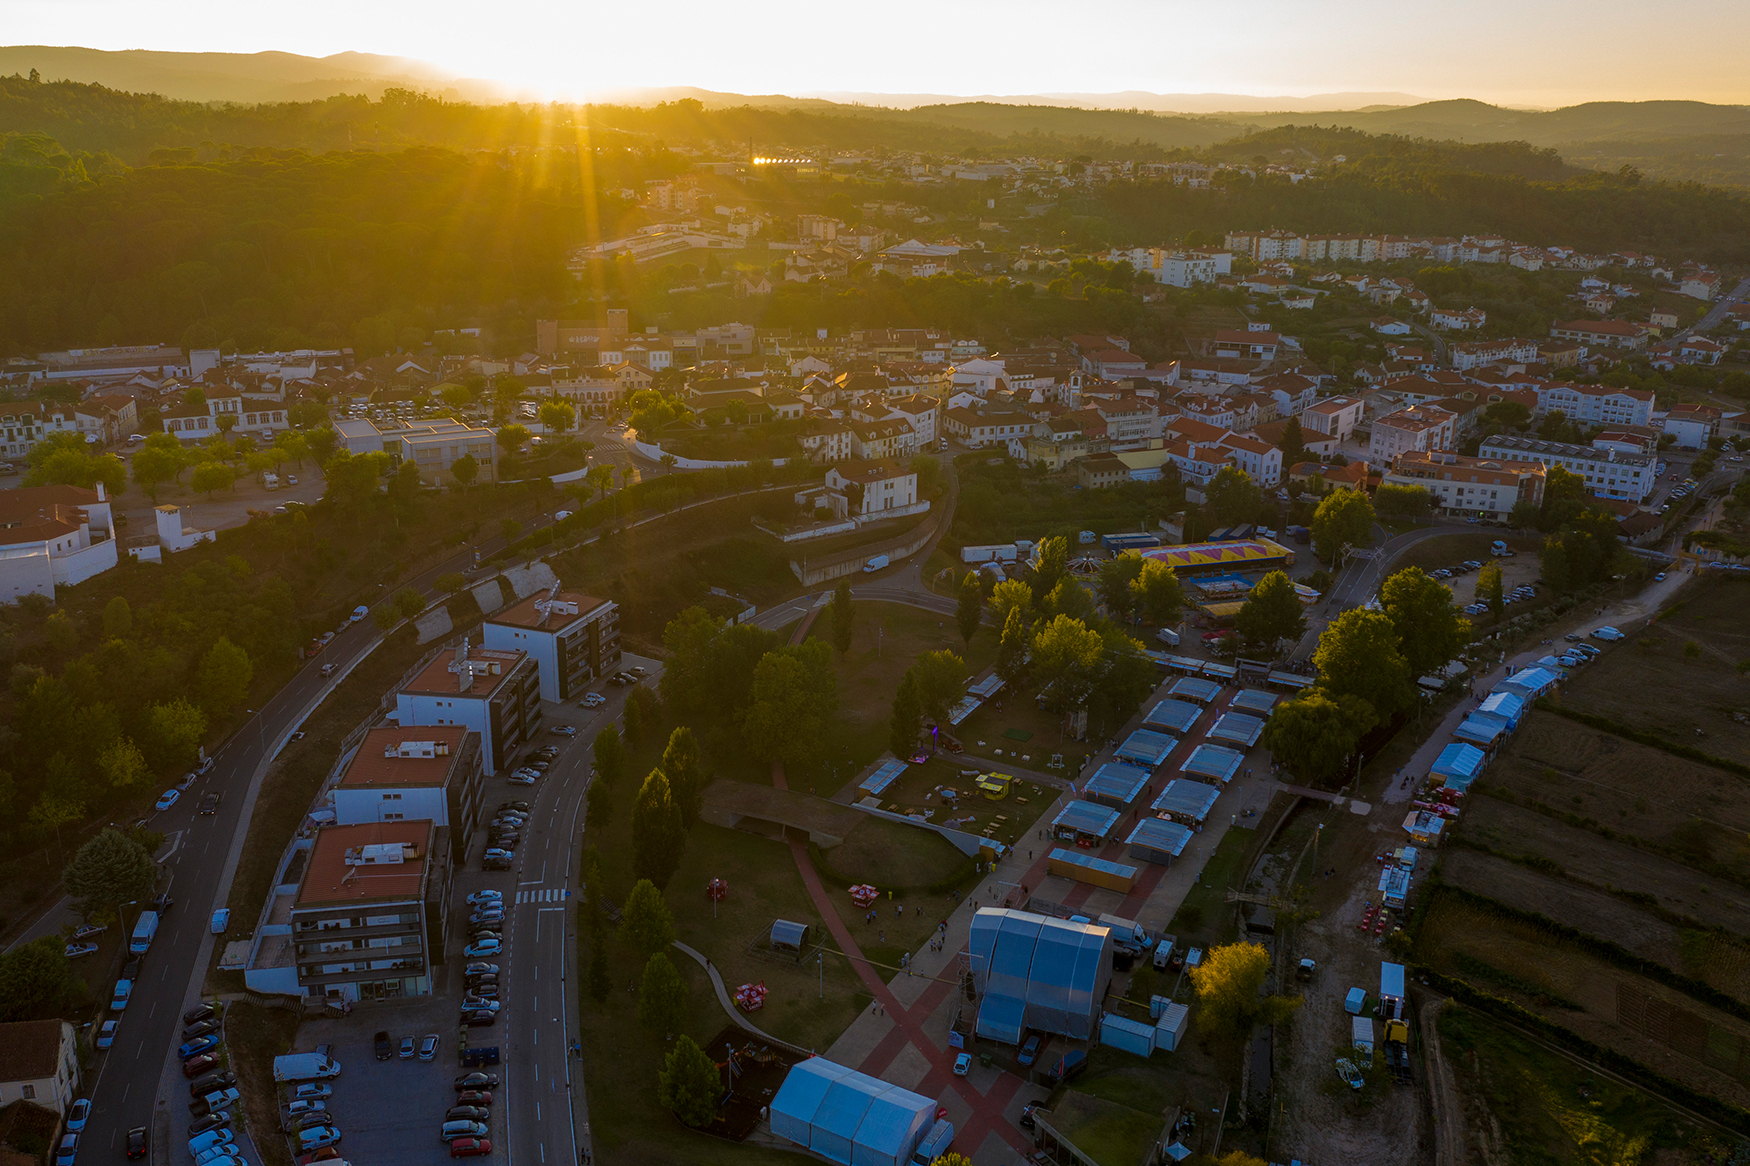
[482,591,622,704]
[1382,451,1547,518]
[1477,435,1655,502]
[1368,405,1457,467]
[1535,382,1655,427]
[1300,396,1365,444]
[331,726,485,860]
[395,643,540,774]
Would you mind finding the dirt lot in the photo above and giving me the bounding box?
[1383,533,1545,605]
[1462,795,1750,938]
[1417,893,1750,1111]
[1559,577,1750,766]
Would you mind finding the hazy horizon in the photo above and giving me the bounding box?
[2,0,1748,108]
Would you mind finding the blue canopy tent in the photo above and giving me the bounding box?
[1207,712,1264,748]
[1143,698,1202,735]
[1199,661,1238,682]
[1083,763,1151,809]
[1115,730,1177,769]
[1151,779,1220,824]
[1229,689,1279,716]
[1181,744,1245,784]
[1167,677,1222,704]
[1162,655,1205,674]
[1052,799,1121,842]
[1477,691,1525,727]
[1497,665,1560,699]
[968,909,1113,1043]
[769,1056,938,1166]
[859,759,907,796]
[1267,670,1315,690]
[1126,817,1193,865]
[1452,713,1509,746]
[1431,742,1487,792]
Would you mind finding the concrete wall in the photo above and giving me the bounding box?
[52,538,118,587]
[0,544,54,603]
[789,518,938,586]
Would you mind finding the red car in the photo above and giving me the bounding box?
[182,1054,219,1079]
[299,1150,341,1166]
[450,1138,493,1158]
[455,1091,493,1107]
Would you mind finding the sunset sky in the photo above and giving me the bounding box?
[4,0,1748,107]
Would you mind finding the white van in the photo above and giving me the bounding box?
[1155,627,1180,647]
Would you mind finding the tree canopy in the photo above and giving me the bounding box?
[1311,489,1375,563]
[1234,570,1305,650]
[1312,608,1414,719]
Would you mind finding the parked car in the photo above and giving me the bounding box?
[1048,1049,1088,1083]
[1017,1033,1042,1067]
[188,1071,235,1096]
[461,1011,498,1027]
[74,923,106,940]
[441,1121,490,1142]
[156,788,181,811]
[483,854,513,871]
[189,1113,230,1137]
[180,1036,220,1060]
[464,938,503,958]
[64,941,98,958]
[374,1030,393,1060]
[464,962,498,976]
[496,801,529,813]
[421,1033,440,1061]
[96,1019,120,1049]
[294,1084,332,1101]
[183,1019,222,1039]
[446,1106,489,1123]
[1336,1058,1365,1090]
[455,1072,501,1091]
[67,1099,91,1132]
[400,1036,416,1059]
[450,1138,493,1158]
[466,891,502,907]
[507,772,536,786]
[580,693,607,708]
[456,1091,493,1107]
[550,725,577,737]
[952,1053,972,1076]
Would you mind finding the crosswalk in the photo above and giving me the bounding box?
[515,887,569,904]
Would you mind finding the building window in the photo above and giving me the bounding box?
[20,1085,34,1100]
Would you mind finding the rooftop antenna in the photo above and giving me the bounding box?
[533,581,562,625]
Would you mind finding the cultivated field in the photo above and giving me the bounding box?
[1558,577,1750,766]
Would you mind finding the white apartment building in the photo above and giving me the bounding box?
[1477,435,1654,502]
[331,726,485,860]
[482,590,621,703]
[1218,432,1283,487]
[0,1020,79,1115]
[1368,405,1457,467]
[1534,383,1654,427]
[1301,396,1365,444]
[1383,451,1546,518]
[395,644,540,774]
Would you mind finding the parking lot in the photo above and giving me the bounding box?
[292,991,496,1163]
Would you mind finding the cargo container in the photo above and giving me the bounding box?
[1100,533,1160,552]
[960,543,1018,564]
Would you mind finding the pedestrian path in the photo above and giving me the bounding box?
[514,887,569,903]
[670,940,786,1044]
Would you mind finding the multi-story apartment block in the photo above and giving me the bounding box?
[1300,396,1365,444]
[483,591,621,704]
[291,820,450,1003]
[395,644,540,774]
[1477,435,1654,502]
[1383,451,1546,518]
[1368,405,1457,467]
[332,726,485,862]
[1534,382,1654,427]
[1549,319,1648,351]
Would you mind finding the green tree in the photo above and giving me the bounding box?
[661,727,704,831]
[131,441,188,500]
[632,771,685,889]
[539,400,576,434]
[1039,576,1095,624]
[1276,414,1308,466]
[584,463,614,501]
[498,423,533,456]
[587,908,611,1003]
[1096,552,1146,620]
[623,878,677,959]
[831,578,855,655]
[657,1035,721,1128]
[740,640,838,766]
[1373,482,1435,519]
[196,636,253,717]
[585,772,613,832]
[955,572,984,644]
[987,578,1033,629]
[1541,464,1589,530]
[1132,558,1186,627]
[1031,615,1106,712]
[1030,536,1069,602]
[189,460,234,498]
[995,605,1030,689]
[1311,489,1374,563]
[63,827,157,924]
[1508,498,1541,530]
[102,596,131,638]
[910,650,969,726]
[1189,941,1302,1041]
[305,426,339,467]
[1234,570,1305,650]
[638,952,688,1035]
[45,611,77,655]
[1379,567,1470,678]
[1261,689,1377,785]
[1476,561,1505,619]
[1091,630,1157,724]
[1313,608,1413,719]
[96,737,149,790]
[0,937,75,1023]
[146,697,208,773]
[451,455,479,488]
[1482,400,1531,429]
[1206,465,1265,527]
[889,671,923,757]
[593,727,626,787]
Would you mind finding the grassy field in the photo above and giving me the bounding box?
[1167,827,1252,946]
[1558,577,1750,766]
[947,457,1184,550]
[1383,531,1542,576]
[224,1002,302,1166]
[1439,1002,1705,1165]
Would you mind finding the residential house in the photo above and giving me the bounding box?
[0,1020,79,1115]
[0,483,118,602]
[0,403,79,460]
[824,460,921,517]
[1448,338,1541,371]
[797,418,855,464]
[1549,319,1648,351]
[1430,307,1486,331]
[1288,460,1370,493]
[74,393,140,444]
[1300,396,1365,444]
[1383,450,1546,518]
[1477,434,1655,501]
[291,820,450,1002]
[331,727,485,862]
[393,420,499,486]
[1218,432,1283,486]
[1076,453,1132,489]
[943,408,1033,450]
[1661,403,1721,450]
[395,643,541,775]
[1370,317,1412,336]
[1210,331,1280,361]
[483,591,621,704]
[1680,269,1723,300]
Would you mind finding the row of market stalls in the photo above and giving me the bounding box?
[1156,652,1315,694]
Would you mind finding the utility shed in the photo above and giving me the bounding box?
[1052,799,1122,842]
[1229,688,1279,715]
[1167,676,1222,704]
[1152,780,1220,824]
[1143,698,1202,734]
[1100,1013,1157,1057]
[1125,817,1193,865]
[1154,1002,1190,1051]
[1083,763,1151,809]
[1207,712,1264,748]
[968,908,1114,1042]
[1114,729,1176,769]
[769,1057,938,1166]
[1181,744,1245,785]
